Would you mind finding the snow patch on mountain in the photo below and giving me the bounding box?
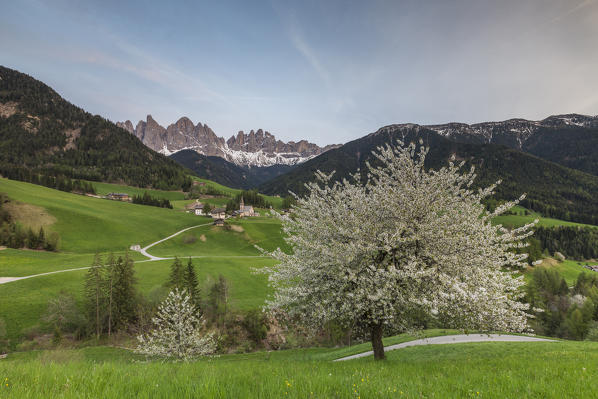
[221,147,314,167]
[376,114,598,150]
[119,115,339,167]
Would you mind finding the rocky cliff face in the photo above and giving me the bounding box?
[118,116,339,167]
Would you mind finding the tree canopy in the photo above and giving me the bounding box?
[263,142,535,359]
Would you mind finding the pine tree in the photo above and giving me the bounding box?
[167,257,185,289]
[26,228,38,249]
[184,258,200,309]
[208,275,229,326]
[103,253,117,336]
[112,253,137,331]
[38,227,45,248]
[84,253,104,339]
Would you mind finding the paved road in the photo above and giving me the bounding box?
[0,223,268,285]
[137,223,212,260]
[334,334,557,361]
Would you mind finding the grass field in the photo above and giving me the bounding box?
[0,337,596,398]
[550,260,594,285]
[522,259,590,286]
[90,181,186,201]
[0,249,145,277]
[191,177,284,208]
[0,256,274,341]
[0,178,202,253]
[0,179,285,341]
[148,217,287,258]
[493,206,598,229]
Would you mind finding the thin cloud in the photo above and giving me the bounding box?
[287,25,330,86]
[552,0,597,22]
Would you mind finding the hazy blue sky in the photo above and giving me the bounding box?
[1,0,597,145]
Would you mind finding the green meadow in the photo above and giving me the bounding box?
[0,178,201,253]
[493,206,598,229]
[0,179,284,341]
[1,178,597,399]
[192,177,285,208]
[90,181,186,201]
[0,178,595,342]
[0,255,274,341]
[0,338,596,398]
[148,217,287,258]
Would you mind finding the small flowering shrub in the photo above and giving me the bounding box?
[136,288,216,361]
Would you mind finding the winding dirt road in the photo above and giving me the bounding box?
[0,222,266,285]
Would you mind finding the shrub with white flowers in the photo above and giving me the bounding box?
[136,288,215,360]
[263,142,536,360]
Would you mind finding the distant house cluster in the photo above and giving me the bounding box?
[106,192,130,201]
[233,197,258,218]
[185,196,258,226]
[583,264,598,273]
[185,201,205,216]
[211,207,227,220]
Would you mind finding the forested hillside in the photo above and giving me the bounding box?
[0,66,192,190]
[170,150,294,189]
[260,126,598,225]
[521,126,598,176]
[170,149,294,189]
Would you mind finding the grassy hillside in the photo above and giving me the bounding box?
[191,176,284,208]
[91,182,185,201]
[0,337,596,398]
[0,178,285,341]
[0,178,200,253]
[494,206,598,229]
[171,149,295,189]
[0,66,191,190]
[0,256,274,341]
[148,217,287,258]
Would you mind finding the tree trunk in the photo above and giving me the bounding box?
[371,323,385,360]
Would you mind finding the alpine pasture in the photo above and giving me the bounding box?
[1,177,597,398]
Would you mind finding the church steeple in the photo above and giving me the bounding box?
[240,196,244,210]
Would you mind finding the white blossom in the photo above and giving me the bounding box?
[136,288,216,361]
[262,141,535,347]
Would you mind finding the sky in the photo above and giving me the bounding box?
[1,0,597,145]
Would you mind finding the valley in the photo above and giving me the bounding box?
[0,178,283,342]
[0,174,595,345]
[3,0,598,394]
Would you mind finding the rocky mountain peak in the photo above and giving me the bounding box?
[119,115,339,166]
[116,120,134,134]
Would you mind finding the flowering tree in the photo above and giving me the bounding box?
[136,288,215,360]
[263,142,536,360]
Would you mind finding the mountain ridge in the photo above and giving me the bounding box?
[378,113,598,149]
[0,65,191,190]
[259,124,598,226]
[117,116,340,167]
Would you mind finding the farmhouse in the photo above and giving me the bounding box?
[211,207,226,220]
[238,196,258,217]
[584,264,598,273]
[213,218,225,226]
[185,201,205,215]
[106,192,129,201]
